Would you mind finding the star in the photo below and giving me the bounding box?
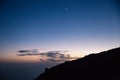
[65,8,68,11]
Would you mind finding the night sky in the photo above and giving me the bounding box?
[0,0,120,58]
[0,0,120,80]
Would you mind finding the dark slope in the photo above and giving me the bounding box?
[35,47,120,80]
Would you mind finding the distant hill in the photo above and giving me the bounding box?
[35,47,120,80]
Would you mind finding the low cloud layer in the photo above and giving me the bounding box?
[18,49,39,55]
[17,49,75,62]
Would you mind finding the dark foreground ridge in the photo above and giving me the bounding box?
[35,47,120,80]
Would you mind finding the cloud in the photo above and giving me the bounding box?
[40,51,70,59]
[18,50,30,53]
[18,49,38,53]
[17,49,76,62]
[17,49,40,56]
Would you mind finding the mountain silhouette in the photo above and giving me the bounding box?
[35,47,120,80]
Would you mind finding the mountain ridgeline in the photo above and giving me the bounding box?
[35,47,120,80]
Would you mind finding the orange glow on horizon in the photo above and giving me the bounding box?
[0,54,40,63]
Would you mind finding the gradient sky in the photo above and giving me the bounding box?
[0,0,120,58]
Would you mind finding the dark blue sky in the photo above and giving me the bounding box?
[0,0,120,57]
